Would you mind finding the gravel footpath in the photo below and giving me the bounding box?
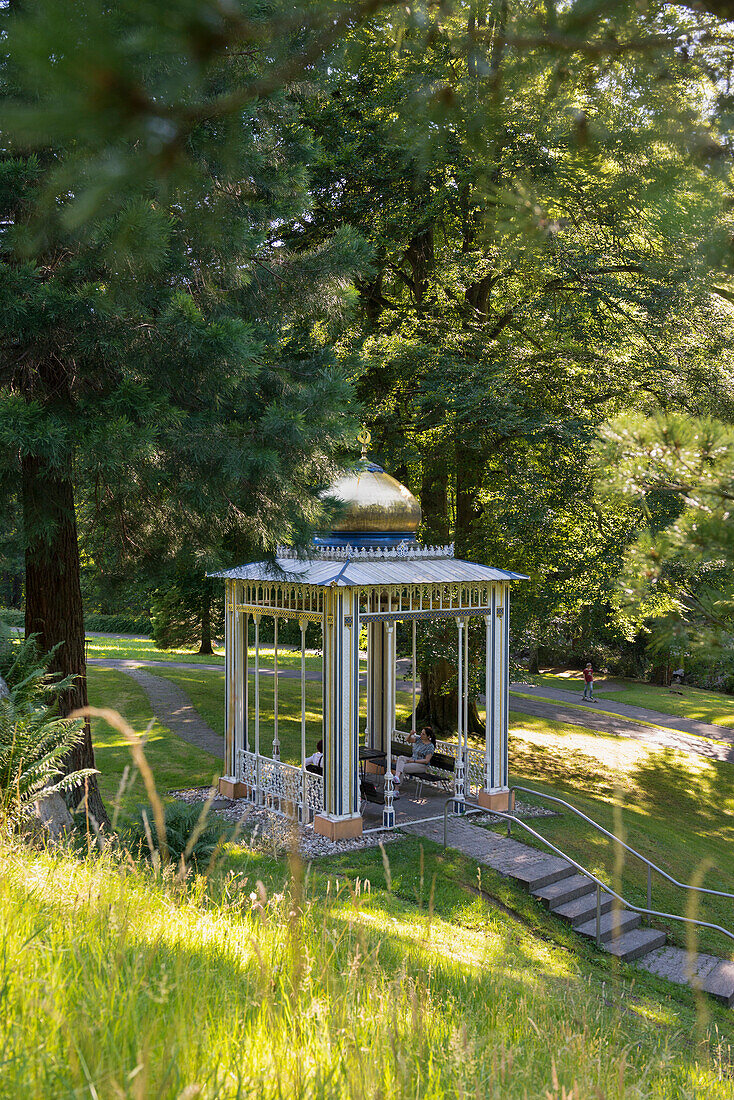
[171,787,554,860]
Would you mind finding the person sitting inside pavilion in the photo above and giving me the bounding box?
[392,727,436,794]
[305,740,324,775]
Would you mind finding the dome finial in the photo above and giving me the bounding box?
[357,427,371,460]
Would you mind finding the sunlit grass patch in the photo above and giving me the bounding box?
[86,633,226,663]
[523,671,626,691]
[1,837,733,1098]
[85,634,332,671]
[508,713,694,793]
[502,716,734,955]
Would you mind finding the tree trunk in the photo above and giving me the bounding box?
[22,454,108,827]
[415,656,485,737]
[198,590,214,655]
[11,571,23,608]
[648,658,670,686]
[420,456,450,545]
[455,440,485,559]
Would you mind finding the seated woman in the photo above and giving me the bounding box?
[392,727,435,794]
[305,740,323,775]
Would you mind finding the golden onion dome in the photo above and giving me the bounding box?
[318,430,422,549]
[328,463,422,536]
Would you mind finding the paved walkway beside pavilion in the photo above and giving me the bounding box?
[507,690,734,764]
[511,683,734,745]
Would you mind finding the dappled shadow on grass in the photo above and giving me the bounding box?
[509,733,627,797]
[327,895,580,1001]
[630,748,734,836]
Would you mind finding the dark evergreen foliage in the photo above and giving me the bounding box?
[0,0,372,813]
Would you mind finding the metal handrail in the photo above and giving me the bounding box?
[443,799,734,948]
[509,784,734,909]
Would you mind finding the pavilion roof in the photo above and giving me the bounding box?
[211,553,527,587]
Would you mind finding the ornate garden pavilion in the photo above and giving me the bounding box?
[214,441,527,839]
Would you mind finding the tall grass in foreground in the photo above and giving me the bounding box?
[0,836,732,1099]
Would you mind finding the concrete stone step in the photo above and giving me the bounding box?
[532,873,596,911]
[603,927,667,963]
[637,946,722,988]
[554,889,615,927]
[506,856,575,892]
[702,960,734,1007]
[576,907,641,943]
[409,816,734,1007]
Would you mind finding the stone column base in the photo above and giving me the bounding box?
[314,814,363,841]
[219,776,248,800]
[477,789,514,812]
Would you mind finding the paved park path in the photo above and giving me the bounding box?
[508,684,734,764]
[119,666,223,757]
[512,682,734,744]
[89,657,734,763]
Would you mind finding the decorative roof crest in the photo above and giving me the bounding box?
[276,543,455,562]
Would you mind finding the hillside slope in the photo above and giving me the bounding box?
[1,836,732,1098]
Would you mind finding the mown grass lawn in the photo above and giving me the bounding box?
[88,664,734,956]
[86,633,333,671]
[145,665,416,765]
[521,671,626,691]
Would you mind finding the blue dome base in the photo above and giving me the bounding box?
[314,531,417,551]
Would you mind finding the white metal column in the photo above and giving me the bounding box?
[253,613,261,804]
[383,621,396,828]
[299,616,307,822]
[224,580,236,777]
[272,617,280,759]
[411,619,417,729]
[453,617,466,813]
[484,612,492,793]
[486,585,510,793]
[317,588,361,829]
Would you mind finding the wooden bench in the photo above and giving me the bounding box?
[390,741,455,794]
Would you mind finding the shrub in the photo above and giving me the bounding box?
[0,632,96,829]
[124,800,231,873]
[0,609,153,635]
[85,612,153,634]
[0,608,23,629]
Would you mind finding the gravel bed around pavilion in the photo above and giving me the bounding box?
[170,787,556,859]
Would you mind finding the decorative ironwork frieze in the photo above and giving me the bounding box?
[275,543,455,562]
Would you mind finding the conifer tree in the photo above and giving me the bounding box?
[0,0,369,819]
